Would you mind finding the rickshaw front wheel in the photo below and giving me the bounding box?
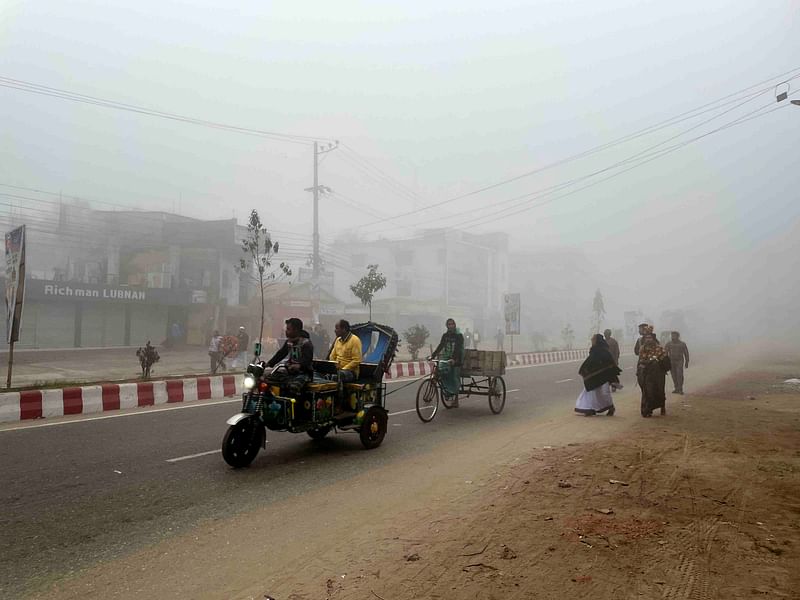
[415,379,439,423]
[222,418,264,468]
[360,406,388,449]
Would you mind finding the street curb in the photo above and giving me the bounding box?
[0,375,242,423]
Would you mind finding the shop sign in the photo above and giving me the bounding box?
[43,284,147,301]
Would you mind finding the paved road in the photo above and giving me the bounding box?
[0,358,637,597]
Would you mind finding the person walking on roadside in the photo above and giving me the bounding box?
[575,334,622,416]
[208,330,223,374]
[637,327,670,417]
[495,327,505,351]
[473,329,480,349]
[664,331,690,394]
[604,329,620,366]
[235,326,250,369]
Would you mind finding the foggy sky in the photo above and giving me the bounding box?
[2,0,799,333]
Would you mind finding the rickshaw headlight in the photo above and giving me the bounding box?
[243,376,256,390]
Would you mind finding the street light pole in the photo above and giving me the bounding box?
[305,140,338,323]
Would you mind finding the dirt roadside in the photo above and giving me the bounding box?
[34,349,800,600]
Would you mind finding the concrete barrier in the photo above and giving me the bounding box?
[0,375,242,423]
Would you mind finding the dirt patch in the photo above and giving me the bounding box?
[299,367,800,599]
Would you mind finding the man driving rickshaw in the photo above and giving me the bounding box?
[265,317,314,395]
[429,318,464,407]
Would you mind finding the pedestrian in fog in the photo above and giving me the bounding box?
[575,334,621,416]
[495,327,505,350]
[208,330,223,373]
[604,328,620,366]
[473,329,480,349]
[664,331,690,394]
[637,327,670,417]
[235,326,250,369]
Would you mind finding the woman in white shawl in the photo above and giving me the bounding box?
[575,334,622,416]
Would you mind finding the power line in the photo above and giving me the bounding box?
[360,65,800,228]
[0,76,334,146]
[446,97,795,231]
[376,85,774,234]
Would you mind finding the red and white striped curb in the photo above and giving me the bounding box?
[0,375,242,423]
[510,349,588,366]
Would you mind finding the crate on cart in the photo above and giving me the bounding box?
[460,349,506,377]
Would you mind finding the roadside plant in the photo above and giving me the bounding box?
[404,324,430,360]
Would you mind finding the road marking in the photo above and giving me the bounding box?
[0,398,241,433]
[166,449,221,463]
[556,378,574,383]
[507,389,520,393]
[388,408,417,416]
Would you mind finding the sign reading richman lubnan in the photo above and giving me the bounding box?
[43,284,147,301]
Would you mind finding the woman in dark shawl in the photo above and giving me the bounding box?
[637,328,671,417]
[575,334,622,416]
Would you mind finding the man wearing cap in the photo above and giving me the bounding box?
[235,326,250,369]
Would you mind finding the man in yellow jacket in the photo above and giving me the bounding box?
[329,320,363,405]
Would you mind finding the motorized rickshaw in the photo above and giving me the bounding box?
[222,321,399,468]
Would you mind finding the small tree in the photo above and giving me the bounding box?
[561,324,575,350]
[591,288,606,335]
[136,341,160,379]
[240,209,292,349]
[350,264,387,321]
[404,324,430,360]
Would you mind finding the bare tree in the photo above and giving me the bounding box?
[240,209,292,347]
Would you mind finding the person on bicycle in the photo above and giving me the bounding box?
[429,318,464,407]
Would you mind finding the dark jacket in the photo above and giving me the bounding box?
[605,336,620,364]
[579,339,622,391]
[431,331,464,366]
[267,330,314,375]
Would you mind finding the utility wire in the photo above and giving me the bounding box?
[359,65,800,228]
[0,75,334,146]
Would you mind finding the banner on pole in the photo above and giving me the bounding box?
[503,292,520,335]
[5,225,26,344]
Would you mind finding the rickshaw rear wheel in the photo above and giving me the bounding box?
[222,418,264,468]
[360,406,388,449]
[307,425,332,440]
[488,376,506,414]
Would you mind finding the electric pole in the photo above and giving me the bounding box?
[305,140,338,323]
